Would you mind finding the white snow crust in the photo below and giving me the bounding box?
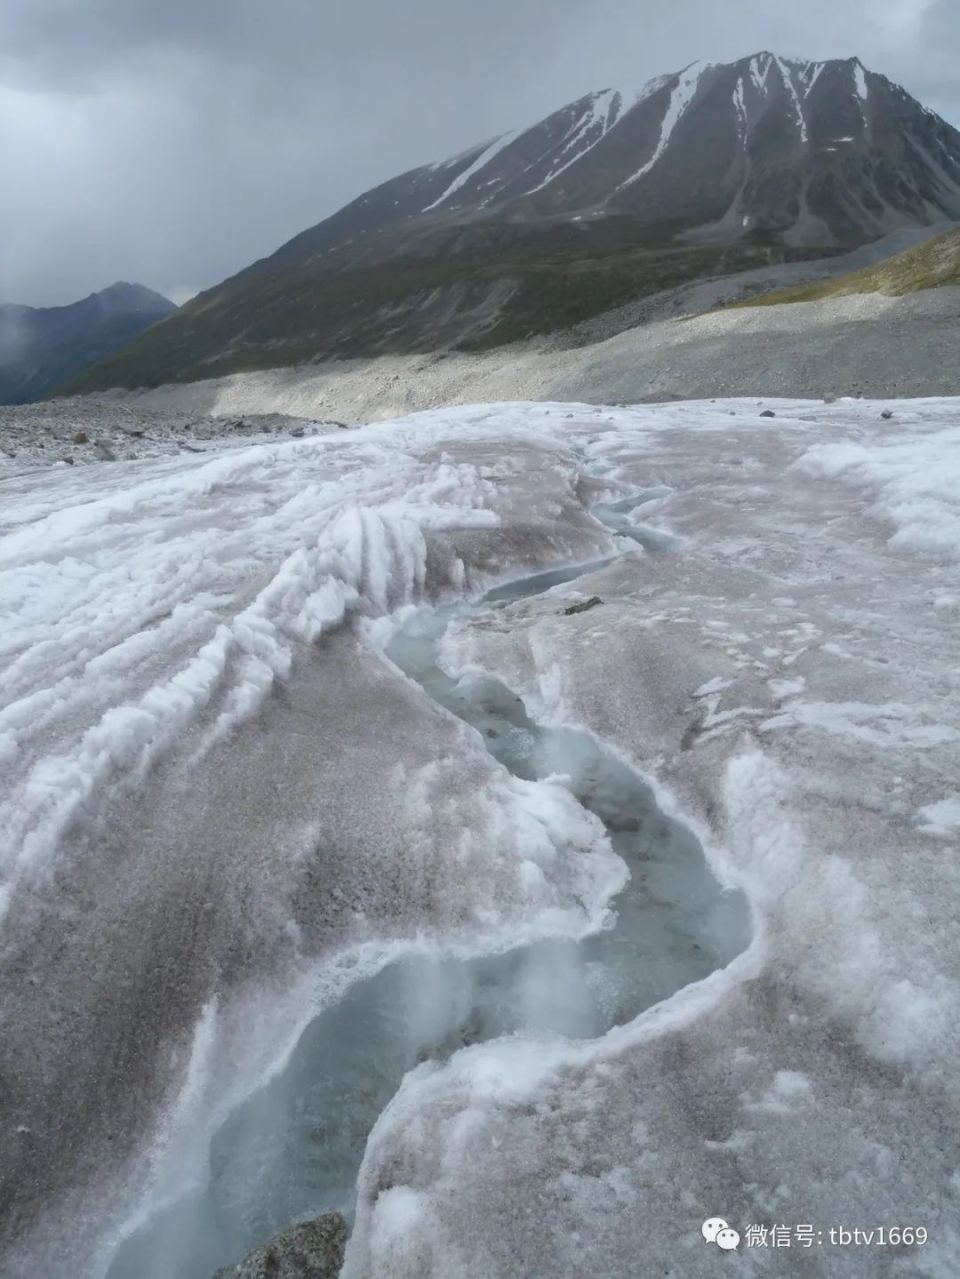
[798,424,960,558]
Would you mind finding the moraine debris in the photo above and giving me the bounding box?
[562,596,603,616]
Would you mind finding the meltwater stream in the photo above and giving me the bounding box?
[107,503,749,1279]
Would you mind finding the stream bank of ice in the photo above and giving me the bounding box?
[106,533,748,1278]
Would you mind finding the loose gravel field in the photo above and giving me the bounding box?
[5,283,960,469]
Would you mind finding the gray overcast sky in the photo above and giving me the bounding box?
[1,0,957,307]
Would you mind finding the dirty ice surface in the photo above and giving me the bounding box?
[108,557,748,1278]
[2,398,960,1278]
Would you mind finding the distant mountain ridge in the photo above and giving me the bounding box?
[1,283,175,405]
[66,52,960,393]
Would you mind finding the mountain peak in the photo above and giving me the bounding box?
[397,47,958,242]
[94,282,176,310]
[0,284,177,404]
[68,50,960,392]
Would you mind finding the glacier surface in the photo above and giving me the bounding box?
[1,397,958,1277]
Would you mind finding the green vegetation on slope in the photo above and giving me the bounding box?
[458,240,826,351]
[730,227,960,308]
[61,221,833,394]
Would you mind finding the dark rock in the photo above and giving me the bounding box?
[212,1213,347,1279]
[94,440,117,461]
[680,713,706,752]
[73,431,89,445]
[881,409,894,419]
[760,409,776,418]
[562,596,603,616]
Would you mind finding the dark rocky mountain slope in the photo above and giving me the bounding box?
[0,283,175,404]
[67,53,960,392]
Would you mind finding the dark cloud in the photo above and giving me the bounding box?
[1,0,956,306]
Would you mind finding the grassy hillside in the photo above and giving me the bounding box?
[61,224,831,394]
[731,226,960,308]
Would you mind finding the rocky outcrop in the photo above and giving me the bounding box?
[213,1213,347,1279]
[562,596,604,615]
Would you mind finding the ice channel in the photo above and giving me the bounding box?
[106,500,749,1279]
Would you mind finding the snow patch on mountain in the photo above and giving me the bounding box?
[749,52,774,93]
[422,130,521,211]
[801,60,826,96]
[775,55,809,142]
[851,59,870,133]
[853,59,869,102]
[526,90,623,195]
[620,62,703,188]
[413,49,960,240]
[732,77,747,143]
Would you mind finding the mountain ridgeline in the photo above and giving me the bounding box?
[67,53,960,393]
[1,284,176,405]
